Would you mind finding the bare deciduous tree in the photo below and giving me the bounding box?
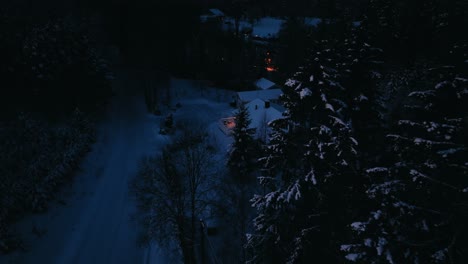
[132,126,219,264]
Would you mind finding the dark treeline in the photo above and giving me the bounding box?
[0,1,111,252]
[74,0,203,73]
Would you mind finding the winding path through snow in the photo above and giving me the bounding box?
[2,69,166,264]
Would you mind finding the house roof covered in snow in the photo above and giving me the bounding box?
[200,8,225,22]
[254,78,276,90]
[209,9,225,17]
[245,98,283,128]
[237,89,282,103]
[304,17,322,27]
[252,17,285,39]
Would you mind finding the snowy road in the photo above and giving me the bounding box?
[1,72,234,264]
[2,70,165,264]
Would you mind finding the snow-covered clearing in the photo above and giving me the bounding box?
[168,78,235,153]
[0,72,234,264]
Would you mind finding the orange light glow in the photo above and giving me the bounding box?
[222,117,236,129]
[226,121,236,129]
[266,67,276,72]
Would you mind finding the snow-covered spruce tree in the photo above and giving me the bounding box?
[228,103,258,182]
[363,0,398,48]
[340,27,385,167]
[247,38,366,263]
[342,55,468,263]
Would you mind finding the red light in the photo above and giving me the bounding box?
[266,67,276,72]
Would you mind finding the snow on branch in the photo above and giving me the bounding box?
[277,180,302,203]
[408,90,435,99]
[409,169,460,190]
[366,167,389,173]
[329,115,348,127]
[299,88,312,99]
[285,78,300,87]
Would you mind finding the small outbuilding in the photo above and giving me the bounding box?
[236,89,282,107]
[254,77,280,90]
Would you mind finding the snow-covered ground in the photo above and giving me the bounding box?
[167,78,235,152]
[0,72,234,264]
[251,17,285,38]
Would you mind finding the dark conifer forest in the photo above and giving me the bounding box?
[0,0,467,263]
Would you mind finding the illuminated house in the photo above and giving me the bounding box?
[219,98,284,138]
[220,84,284,136]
